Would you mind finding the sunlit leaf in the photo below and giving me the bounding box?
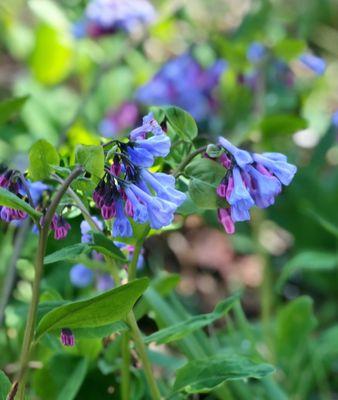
[0,187,41,219]
[28,139,60,181]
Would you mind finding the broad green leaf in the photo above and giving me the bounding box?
[260,114,307,136]
[277,251,337,290]
[306,208,338,238]
[145,293,239,344]
[0,370,11,400]
[72,321,129,339]
[92,233,127,262]
[149,106,166,123]
[0,95,29,125]
[44,244,90,265]
[163,106,198,140]
[0,187,41,219]
[30,24,73,85]
[274,38,306,61]
[275,296,317,359]
[36,278,149,338]
[28,139,60,181]
[174,354,274,394]
[185,158,226,209]
[33,355,88,400]
[75,144,104,180]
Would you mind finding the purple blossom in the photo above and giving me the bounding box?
[99,102,139,137]
[80,217,103,243]
[135,54,227,121]
[70,264,94,288]
[113,199,133,237]
[216,137,297,234]
[74,0,156,39]
[299,54,326,75]
[51,215,71,240]
[247,42,266,63]
[96,274,115,292]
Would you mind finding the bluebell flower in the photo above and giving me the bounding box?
[26,181,49,207]
[74,0,156,39]
[124,187,148,223]
[70,264,94,288]
[332,110,338,128]
[96,274,114,292]
[80,217,103,243]
[126,146,154,168]
[247,42,266,63]
[135,54,226,121]
[215,136,296,233]
[113,199,133,237]
[218,137,253,168]
[252,153,297,186]
[299,54,326,75]
[227,167,254,222]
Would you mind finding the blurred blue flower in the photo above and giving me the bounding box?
[80,217,103,243]
[99,102,139,137]
[299,54,326,75]
[70,264,94,288]
[332,110,338,128]
[247,42,266,63]
[136,54,227,121]
[96,274,114,292]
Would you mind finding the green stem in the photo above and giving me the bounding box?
[127,312,161,400]
[173,145,208,178]
[14,166,84,400]
[121,333,131,400]
[128,226,150,281]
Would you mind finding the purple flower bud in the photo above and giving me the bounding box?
[219,153,232,169]
[51,215,71,240]
[217,208,235,234]
[299,54,326,75]
[101,203,116,220]
[70,264,94,288]
[60,328,75,347]
[216,183,227,198]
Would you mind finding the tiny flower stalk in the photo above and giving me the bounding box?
[15,166,84,400]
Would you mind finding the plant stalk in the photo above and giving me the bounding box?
[14,166,84,400]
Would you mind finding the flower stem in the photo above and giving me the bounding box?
[173,145,208,177]
[121,332,131,400]
[14,166,84,400]
[127,312,162,400]
[128,226,150,281]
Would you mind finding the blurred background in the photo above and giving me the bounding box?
[0,0,337,399]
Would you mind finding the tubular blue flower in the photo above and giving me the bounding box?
[96,274,114,291]
[70,264,94,288]
[27,181,49,207]
[244,165,282,208]
[127,146,154,168]
[140,170,186,206]
[299,54,326,75]
[132,134,171,158]
[80,217,103,243]
[112,199,133,237]
[227,167,254,222]
[247,42,266,63]
[218,137,253,167]
[252,153,297,185]
[124,187,148,223]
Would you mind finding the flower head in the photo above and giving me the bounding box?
[51,214,71,240]
[70,264,94,288]
[216,137,297,234]
[60,328,75,347]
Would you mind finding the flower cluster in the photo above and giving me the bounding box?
[50,214,71,240]
[215,137,297,234]
[93,113,186,237]
[73,0,156,39]
[0,168,28,222]
[136,54,227,121]
[99,102,139,137]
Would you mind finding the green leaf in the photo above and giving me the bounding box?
[44,244,90,265]
[145,293,239,344]
[33,355,88,400]
[260,114,307,136]
[275,296,317,359]
[30,24,73,85]
[277,251,337,290]
[163,106,198,140]
[174,354,275,394]
[0,370,11,400]
[72,321,129,339]
[91,233,127,262]
[75,144,104,180]
[36,278,149,338]
[0,95,29,126]
[274,38,306,61]
[28,139,60,181]
[185,158,226,209]
[0,187,41,219]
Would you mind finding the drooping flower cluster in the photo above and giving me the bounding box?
[136,54,227,121]
[0,168,28,222]
[99,102,139,138]
[93,113,186,237]
[50,214,71,240]
[73,0,156,39]
[215,137,297,234]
